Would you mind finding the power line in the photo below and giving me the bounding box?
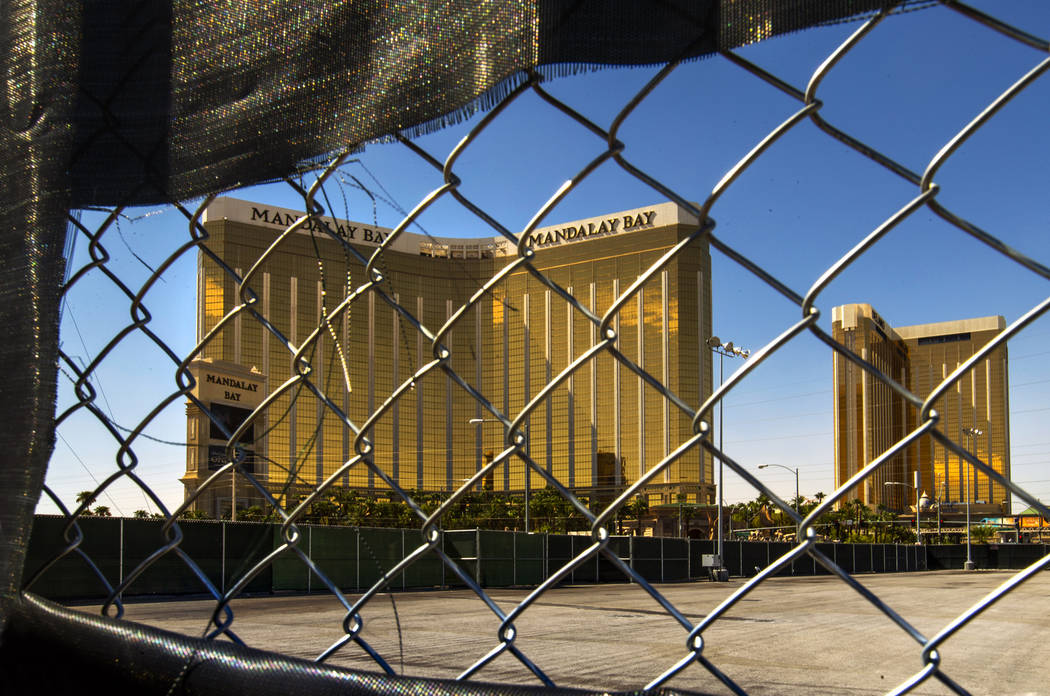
[62,306,117,421]
[1011,377,1050,388]
[54,431,126,517]
[724,430,832,445]
[1013,406,1050,415]
[724,407,833,425]
[727,388,830,409]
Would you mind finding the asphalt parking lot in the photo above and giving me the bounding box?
[80,570,1048,695]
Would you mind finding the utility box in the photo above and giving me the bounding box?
[702,554,729,581]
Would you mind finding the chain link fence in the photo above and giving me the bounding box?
[4,1,1050,695]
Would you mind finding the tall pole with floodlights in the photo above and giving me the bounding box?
[707,336,749,578]
[962,427,982,570]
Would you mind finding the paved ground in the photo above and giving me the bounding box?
[78,570,1047,695]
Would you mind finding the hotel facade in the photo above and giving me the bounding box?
[832,304,1010,515]
[182,197,715,517]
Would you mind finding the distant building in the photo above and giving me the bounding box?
[183,197,716,519]
[832,304,1009,515]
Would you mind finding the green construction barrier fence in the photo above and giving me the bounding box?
[26,516,1046,602]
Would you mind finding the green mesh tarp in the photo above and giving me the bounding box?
[23,516,122,601]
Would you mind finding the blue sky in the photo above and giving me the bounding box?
[46,1,1049,518]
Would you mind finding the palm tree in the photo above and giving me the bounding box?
[740,497,762,534]
[838,499,869,542]
[729,502,748,537]
[970,525,996,544]
[75,490,97,515]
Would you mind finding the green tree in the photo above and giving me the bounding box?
[75,490,97,514]
[237,505,271,522]
[619,495,649,535]
[515,488,587,533]
[970,525,997,543]
[329,489,370,526]
[302,497,340,525]
[728,502,749,537]
[835,499,872,542]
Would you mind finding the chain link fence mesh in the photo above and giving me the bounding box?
[3,1,1049,695]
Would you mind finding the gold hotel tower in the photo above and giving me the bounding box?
[182,197,715,517]
[832,304,1010,515]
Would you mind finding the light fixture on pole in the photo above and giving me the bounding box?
[884,472,923,545]
[758,464,799,540]
[469,417,530,532]
[961,427,982,571]
[707,336,749,579]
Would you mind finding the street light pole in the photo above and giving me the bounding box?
[707,336,749,577]
[758,464,799,539]
[469,417,530,532]
[936,476,943,539]
[915,469,922,544]
[884,478,921,544]
[962,427,982,571]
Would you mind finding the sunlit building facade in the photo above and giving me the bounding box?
[183,197,715,517]
[898,316,1011,515]
[832,304,1010,514]
[831,304,911,510]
